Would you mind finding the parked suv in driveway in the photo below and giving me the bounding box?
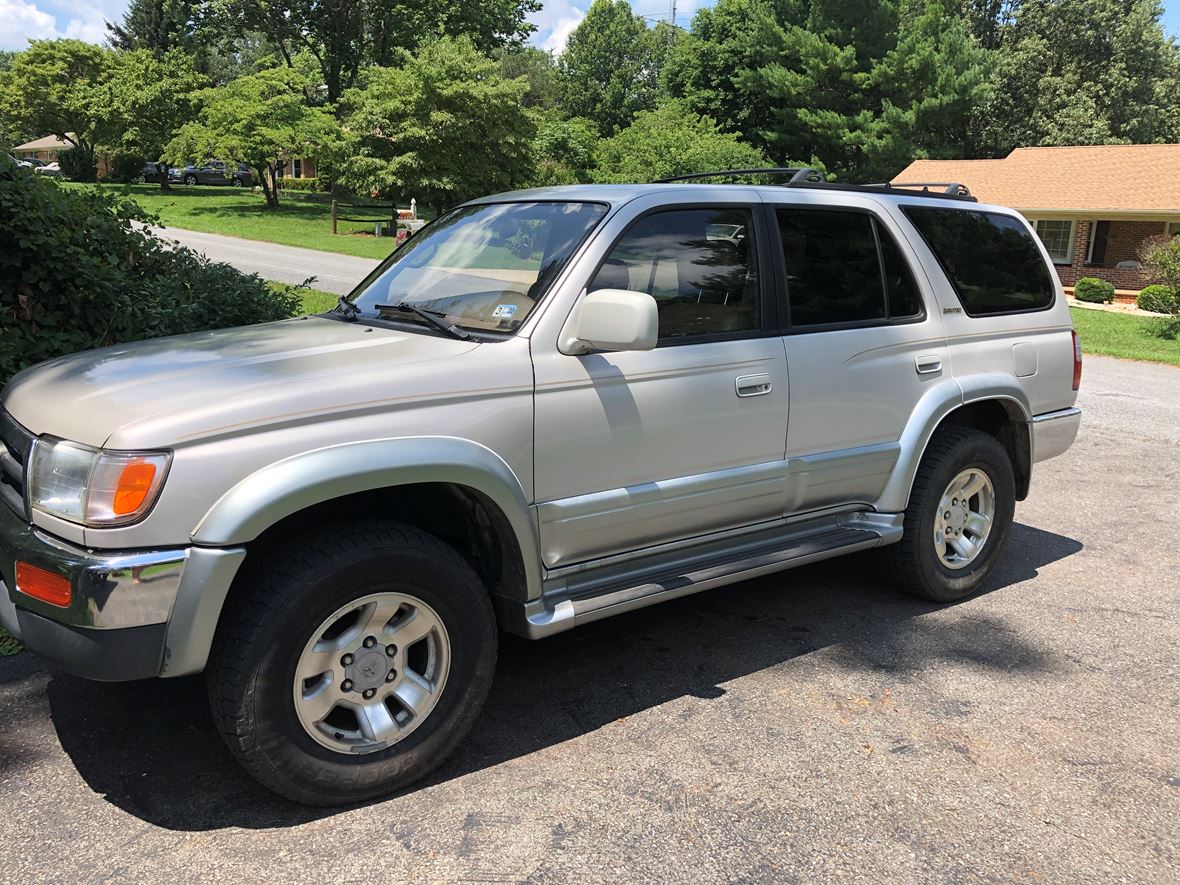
[0,170,1082,805]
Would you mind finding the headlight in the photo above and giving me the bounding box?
[29,439,171,527]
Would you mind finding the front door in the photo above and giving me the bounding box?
[532,204,790,568]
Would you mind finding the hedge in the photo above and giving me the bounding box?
[1073,277,1116,304]
[1136,284,1178,315]
[0,156,300,387]
[278,176,327,192]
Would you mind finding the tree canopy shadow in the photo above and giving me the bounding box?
[36,522,1081,831]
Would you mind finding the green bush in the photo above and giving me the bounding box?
[278,176,324,192]
[58,146,97,182]
[1073,277,1116,304]
[106,152,147,183]
[1136,284,1178,314]
[0,157,300,386]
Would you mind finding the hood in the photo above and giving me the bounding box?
[2,317,480,449]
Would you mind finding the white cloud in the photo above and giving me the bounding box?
[530,0,586,55]
[0,0,59,50]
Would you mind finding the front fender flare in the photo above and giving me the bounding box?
[191,435,542,598]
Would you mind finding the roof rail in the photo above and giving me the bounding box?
[655,167,825,184]
[871,181,972,197]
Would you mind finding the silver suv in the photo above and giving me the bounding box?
[0,171,1082,804]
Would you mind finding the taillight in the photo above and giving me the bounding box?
[1072,329,1083,390]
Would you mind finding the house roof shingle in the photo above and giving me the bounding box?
[893,144,1180,214]
[12,134,74,153]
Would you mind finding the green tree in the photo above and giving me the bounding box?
[975,0,1180,154]
[337,37,535,213]
[531,115,599,185]
[558,0,663,134]
[495,46,561,108]
[165,66,338,207]
[104,50,207,189]
[0,40,115,175]
[212,0,539,106]
[106,0,199,54]
[592,100,770,183]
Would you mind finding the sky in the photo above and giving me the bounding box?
[1,0,1179,55]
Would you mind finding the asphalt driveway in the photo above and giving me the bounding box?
[0,354,1176,883]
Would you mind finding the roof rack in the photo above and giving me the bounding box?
[652,168,976,201]
[656,167,825,184]
[870,181,973,197]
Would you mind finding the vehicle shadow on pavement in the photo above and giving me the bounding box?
[40,521,1081,832]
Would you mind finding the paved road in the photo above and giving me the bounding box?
[154,226,380,295]
[1,355,1177,883]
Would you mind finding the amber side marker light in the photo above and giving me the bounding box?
[15,561,71,608]
[113,460,158,516]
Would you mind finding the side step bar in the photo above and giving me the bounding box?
[523,514,900,638]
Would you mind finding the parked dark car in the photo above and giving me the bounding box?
[170,160,256,187]
[140,162,171,184]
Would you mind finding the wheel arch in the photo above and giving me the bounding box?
[878,376,1032,513]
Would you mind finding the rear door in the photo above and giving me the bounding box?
[532,203,790,568]
[766,198,950,513]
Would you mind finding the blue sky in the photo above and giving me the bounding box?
[2,0,1178,54]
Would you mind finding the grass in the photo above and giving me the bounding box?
[60,181,417,260]
[0,627,19,656]
[267,281,339,315]
[1070,306,1180,367]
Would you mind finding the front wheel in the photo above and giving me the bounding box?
[183,173,198,185]
[206,521,498,805]
[887,427,1015,603]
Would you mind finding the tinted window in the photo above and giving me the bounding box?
[903,207,1056,315]
[776,209,924,326]
[591,208,760,339]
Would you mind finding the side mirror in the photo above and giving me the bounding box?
[563,289,659,354]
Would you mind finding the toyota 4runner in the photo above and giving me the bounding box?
[0,170,1082,804]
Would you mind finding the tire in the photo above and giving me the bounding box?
[206,520,498,805]
[231,176,243,187]
[184,174,198,185]
[887,426,1015,603]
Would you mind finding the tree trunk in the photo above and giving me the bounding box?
[156,162,171,190]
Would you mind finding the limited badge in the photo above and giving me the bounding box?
[491,304,518,319]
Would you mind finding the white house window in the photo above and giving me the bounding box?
[1034,219,1075,265]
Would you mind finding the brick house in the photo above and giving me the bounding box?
[11,134,73,163]
[894,145,1180,301]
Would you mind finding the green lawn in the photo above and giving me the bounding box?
[1070,306,1180,367]
[61,181,414,260]
[268,282,338,314]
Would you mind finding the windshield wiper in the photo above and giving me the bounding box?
[373,302,471,340]
[335,295,361,320]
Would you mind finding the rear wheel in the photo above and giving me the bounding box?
[183,173,198,185]
[888,427,1015,602]
[206,521,497,805]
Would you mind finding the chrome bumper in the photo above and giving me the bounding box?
[1031,407,1081,463]
[0,501,245,680]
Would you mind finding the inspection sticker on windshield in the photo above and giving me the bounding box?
[492,304,518,319]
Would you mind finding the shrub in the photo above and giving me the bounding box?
[1073,277,1115,303]
[58,146,97,182]
[1136,284,1178,314]
[0,156,300,387]
[278,176,325,192]
[107,152,147,184]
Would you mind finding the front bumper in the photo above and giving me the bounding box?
[0,502,187,680]
[0,502,245,681]
[1031,407,1082,463]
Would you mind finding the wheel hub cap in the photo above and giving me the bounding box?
[293,592,451,755]
[933,468,996,570]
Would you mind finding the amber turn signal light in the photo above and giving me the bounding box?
[112,460,158,516]
[15,561,71,608]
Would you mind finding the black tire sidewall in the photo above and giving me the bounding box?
[908,433,1015,602]
[240,536,495,800]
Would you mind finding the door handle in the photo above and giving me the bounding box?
[735,373,773,397]
[915,354,942,375]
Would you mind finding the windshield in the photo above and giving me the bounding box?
[345,201,608,334]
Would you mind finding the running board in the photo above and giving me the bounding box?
[523,514,899,638]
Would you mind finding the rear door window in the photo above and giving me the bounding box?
[902,206,1056,315]
[774,208,924,328]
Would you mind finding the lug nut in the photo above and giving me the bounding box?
[341,679,353,692]
[363,636,377,649]
[386,670,397,682]
[944,511,951,519]
[363,688,376,699]
[341,653,353,666]
[386,644,397,657]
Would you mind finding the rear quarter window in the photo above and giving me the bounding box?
[902,206,1056,316]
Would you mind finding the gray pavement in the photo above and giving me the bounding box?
[1,354,1177,883]
[154,226,380,294]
